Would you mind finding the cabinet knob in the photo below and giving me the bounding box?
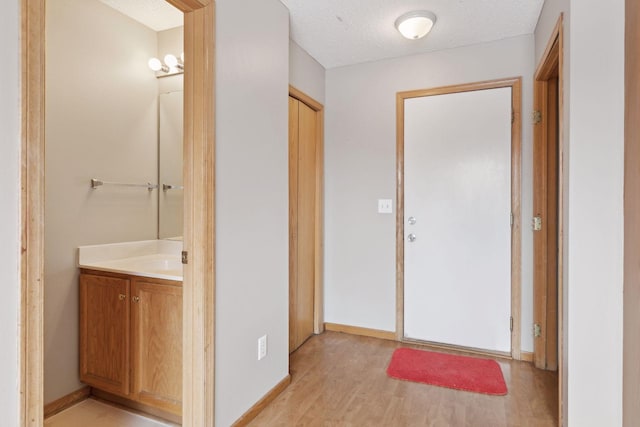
[132,296,140,303]
[118,294,126,301]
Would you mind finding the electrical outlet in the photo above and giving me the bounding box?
[378,199,393,214]
[258,335,267,360]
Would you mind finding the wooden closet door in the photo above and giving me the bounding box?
[289,97,300,352]
[289,97,317,352]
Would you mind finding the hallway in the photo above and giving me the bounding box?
[249,331,558,426]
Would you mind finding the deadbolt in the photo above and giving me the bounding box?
[407,233,417,242]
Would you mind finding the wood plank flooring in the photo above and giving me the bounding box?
[249,331,558,426]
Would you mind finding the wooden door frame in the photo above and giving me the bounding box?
[288,85,325,336]
[20,0,216,425]
[533,16,564,373]
[395,77,523,359]
[624,1,640,424]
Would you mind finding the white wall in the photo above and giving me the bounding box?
[535,0,570,65]
[45,0,159,403]
[566,0,625,425]
[215,0,290,425]
[324,35,536,351]
[0,0,22,423]
[289,40,326,105]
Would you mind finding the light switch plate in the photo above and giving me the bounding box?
[258,335,267,360]
[378,199,393,214]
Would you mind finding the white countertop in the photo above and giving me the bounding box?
[78,240,183,281]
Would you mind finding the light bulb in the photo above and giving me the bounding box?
[164,54,178,68]
[148,57,167,72]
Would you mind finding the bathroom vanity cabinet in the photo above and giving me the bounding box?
[79,269,182,418]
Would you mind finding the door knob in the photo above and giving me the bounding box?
[407,233,417,242]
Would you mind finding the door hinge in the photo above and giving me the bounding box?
[181,251,188,265]
[532,216,542,231]
[510,316,513,332]
[511,110,515,124]
[534,323,542,337]
[533,110,542,125]
[510,212,514,227]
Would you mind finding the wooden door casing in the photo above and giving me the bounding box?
[396,77,523,359]
[21,1,215,424]
[533,24,563,372]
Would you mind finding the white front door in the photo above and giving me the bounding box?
[403,87,512,353]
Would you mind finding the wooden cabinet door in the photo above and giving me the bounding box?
[131,278,182,416]
[80,273,130,396]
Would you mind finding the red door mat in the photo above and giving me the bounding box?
[386,347,507,395]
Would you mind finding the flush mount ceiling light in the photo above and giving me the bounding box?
[395,10,437,40]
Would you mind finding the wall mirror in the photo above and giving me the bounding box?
[159,89,184,239]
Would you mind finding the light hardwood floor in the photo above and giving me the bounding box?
[44,398,178,427]
[249,331,558,426]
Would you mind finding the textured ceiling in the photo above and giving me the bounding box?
[99,0,182,32]
[99,0,543,68]
[280,0,544,69]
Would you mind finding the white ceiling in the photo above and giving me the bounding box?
[99,0,182,32]
[280,0,544,69]
[99,0,544,69]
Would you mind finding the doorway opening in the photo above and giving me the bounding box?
[20,0,215,425]
[533,13,564,425]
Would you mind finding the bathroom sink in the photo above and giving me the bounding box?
[101,254,183,278]
[78,240,184,281]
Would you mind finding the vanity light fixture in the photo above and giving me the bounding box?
[395,10,437,40]
[148,57,169,73]
[148,52,185,76]
[164,54,184,71]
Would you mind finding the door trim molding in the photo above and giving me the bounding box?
[395,77,523,359]
[533,14,564,426]
[20,0,46,423]
[289,86,325,336]
[533,15,563,372]
[20,0,216,425]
